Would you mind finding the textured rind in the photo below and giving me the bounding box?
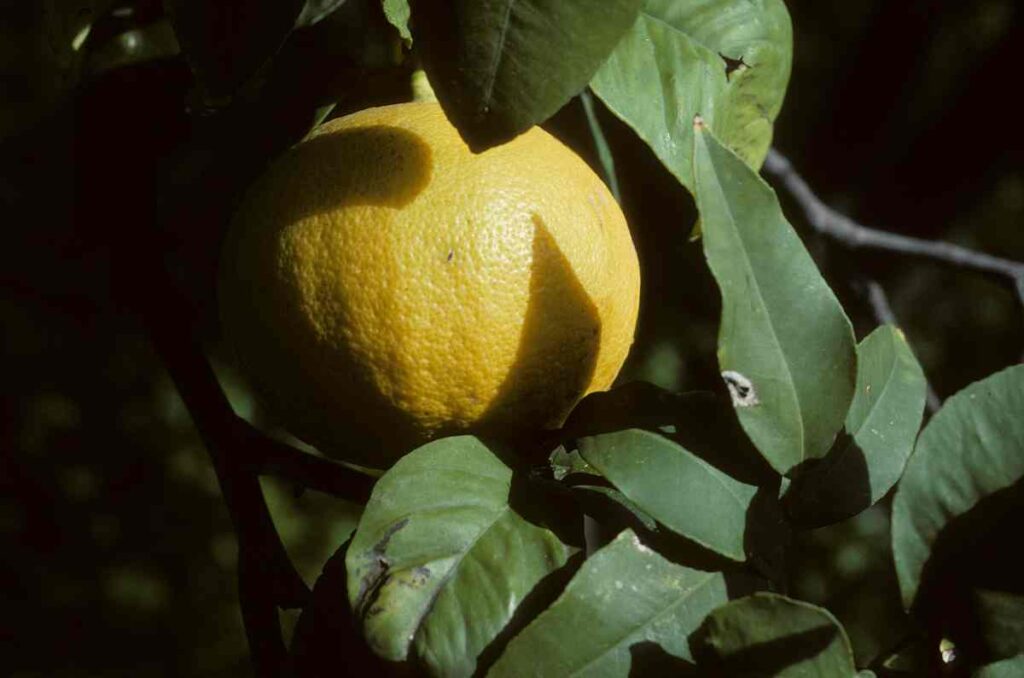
[219,102,641,467]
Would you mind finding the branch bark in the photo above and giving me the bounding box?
[763,149,1024,309]
[140,267,374,676]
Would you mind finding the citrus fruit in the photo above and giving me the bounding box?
[219,101,640,467]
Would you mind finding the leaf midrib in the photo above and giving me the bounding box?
[567,571,720,676]
[480,0,517,111]
[407,505,513,649]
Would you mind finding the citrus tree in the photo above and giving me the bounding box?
[8,0,1024,676]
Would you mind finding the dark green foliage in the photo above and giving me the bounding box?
[3,0,1022,676]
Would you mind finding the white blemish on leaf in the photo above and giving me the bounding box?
[722,371,760,407]
[630,532,653,554]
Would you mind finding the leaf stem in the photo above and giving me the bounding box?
[580,89,622,203]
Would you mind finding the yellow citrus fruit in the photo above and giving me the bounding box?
[219,101,640,467]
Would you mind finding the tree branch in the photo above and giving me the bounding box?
[763,149,1024,308]
[239,421,375,504]
[140,268,375,676]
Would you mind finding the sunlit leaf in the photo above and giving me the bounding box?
[488,529,727,676]
[579,429,760,562]
[892,364,1024,609]
[591,0,792,190]
[345,436,574,676]
[692,125,857,475]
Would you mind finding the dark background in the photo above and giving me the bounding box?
[2,0,1021,675]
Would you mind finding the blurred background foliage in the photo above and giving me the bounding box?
[2,0,1021,675]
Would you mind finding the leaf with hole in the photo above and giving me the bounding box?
[345,436,574,676]
[892,364,1024,610]
[488,529,728,676]
[692,126,857,476]
[785,325,926,527]
[696,592,857,676]
[410,0,643,150]
[591,0,792,191]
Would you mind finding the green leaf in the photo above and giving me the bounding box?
[345,436,573,676]
[975,589,1024,659]
[697,593,857,676]
[785,325,927,527]
[692,126,857,476]
[488,529,728,676]
[975,655,1024,678]
[164,0,305,103]
[292,540,395,676]
[892,364,1024,609]
[410,0,643,151]
[570,485,659,533]
[579,429,760,562]
[0,1,115,139]
[560,381,689,439]
[591,0,792,190]
[296,0,349,28]
[381,0,410,42]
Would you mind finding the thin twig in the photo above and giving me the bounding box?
[580,89,622,203]
[147,314,300,675]
[241,422,375,504]
[861,279,942,414]
[763,149,1024,308]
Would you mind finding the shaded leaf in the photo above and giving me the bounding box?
[892,365,1024,609]
[381,0,410,42]
[563,383,776,487]
[560,381,691,438]
[786,325,926,527]
[877,637,933,675]
[975,589,1024,660]
[591,0,792,190]
[488,529,727,676]
[164,0,305,102]
[692,125,857,476]
[296,0,349,28]
[549,446,600,481]
[410,0,643,150]
[291,539,396,677]
[84,17,181,77]
[975,655,1024,678]
[570,485,659,532]
[345,436,573,676]
[1,1,116,138]
[579,429,760,562]
[696,592,856,676]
